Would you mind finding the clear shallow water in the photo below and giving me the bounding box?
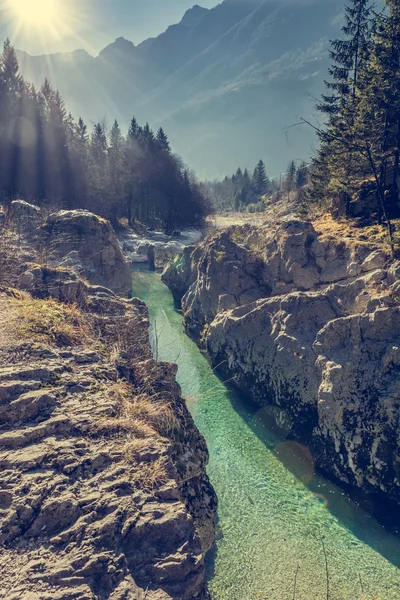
[132,269,400,600]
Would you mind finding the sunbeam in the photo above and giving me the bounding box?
[8,0,58,29]
[1,0,77,45]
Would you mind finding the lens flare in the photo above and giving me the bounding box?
[313,493,329,509]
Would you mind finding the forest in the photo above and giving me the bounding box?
[205,159,308,212]
[0,41,211,232]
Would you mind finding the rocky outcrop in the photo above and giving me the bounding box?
[6,200,42,237]
[0,268,216,600]
[163,221,400,505]
[43,210,132,297]
[3,202,131,296]
[120,229,203,270]
[0,208,216,600]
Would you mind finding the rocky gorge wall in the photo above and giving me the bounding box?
[0,202,216,600]
[162,220,400,506]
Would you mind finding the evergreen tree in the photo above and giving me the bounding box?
[356,0,400,218]
[319,0,372,115]
[128,116,139,140]
[108,120,126,222]
[285,160,296,192]
[156,127,170,153]
[295,162,308,189]
[252,159,269,197]
[311,0,373,209]
[142,122,155,148]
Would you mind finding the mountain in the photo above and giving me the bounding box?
[16,0,343,178]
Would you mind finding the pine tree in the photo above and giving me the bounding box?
[109,120,125,220]
[295,162,308,188]
[0,39,23,97]
[319,0,372,115]
[156,127,170,153]
[128,116,139,140]
[142,122,155,147]
[311,0,373,209]
[285,160,296,192]
[356,0,400,218]
[252,160,269,197]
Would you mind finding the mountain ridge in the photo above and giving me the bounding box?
[15,0,343,178]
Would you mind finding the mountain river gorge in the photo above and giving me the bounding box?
[132,268,400,600]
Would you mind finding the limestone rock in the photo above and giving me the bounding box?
[0,260,216,599]
[148,241,185,271]
[164,220,400,505]
[7,200,42,236]
[43,210,132,296]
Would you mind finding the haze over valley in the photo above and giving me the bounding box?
[15,0,343,178]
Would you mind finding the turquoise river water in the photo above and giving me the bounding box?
[132,268,400,600]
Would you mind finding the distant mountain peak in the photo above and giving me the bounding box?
[181,4,209,26]
[99,37,136,60]
[114,36,135,47]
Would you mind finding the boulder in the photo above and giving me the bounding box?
[7,200,42,236]
[148,241,186,271]
[43,210,132,296]
[162,246,198,305]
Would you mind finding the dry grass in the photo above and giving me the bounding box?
[127,455,169,491]
[97,380,179,441]
[125,395,179,436]
[13,297,91,347]
[96,383,175,491]
[98,392,179,438]
[312,213,400,249]
[124,437,154,458]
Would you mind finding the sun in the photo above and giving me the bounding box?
[4,0,61,32]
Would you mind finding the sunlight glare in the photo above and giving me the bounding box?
[2,0,72,39]
[12,0,58,28]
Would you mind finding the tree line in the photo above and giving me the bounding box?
[0,41,211,232]
[308,0,400,243]
[206,159,308,212]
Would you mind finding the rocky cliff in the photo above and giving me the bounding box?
[0,203,216,600]
[163,220,400,506]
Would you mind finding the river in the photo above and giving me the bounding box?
[132,268,400,600]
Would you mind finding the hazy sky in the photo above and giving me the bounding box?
[0,0,220,56]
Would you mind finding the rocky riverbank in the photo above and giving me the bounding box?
[162,219,400,506]
[0,201,216,600]
[119,227,202,271]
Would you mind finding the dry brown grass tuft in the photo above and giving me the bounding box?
[13,297,91,347]
[127,456,169,491]
[125,395,179,436]
[124,437,154,459]
[97,416,157,439]
[97,390,179,439]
